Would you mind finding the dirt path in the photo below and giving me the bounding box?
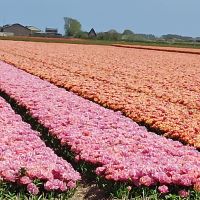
[69,181,112,200]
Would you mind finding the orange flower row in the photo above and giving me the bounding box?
[0,40,200,148]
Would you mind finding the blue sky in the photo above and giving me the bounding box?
[1,0,200,37]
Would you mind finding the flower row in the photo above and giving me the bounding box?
[112,44,200,55]
[0,96,80,195]
[1,62,200,194]
[0,40,200,147]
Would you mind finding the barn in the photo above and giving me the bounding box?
[3,24,31,36]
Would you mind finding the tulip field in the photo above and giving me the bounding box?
[0,40,200,199]
[1,41,200,148]
[0,94,80,197]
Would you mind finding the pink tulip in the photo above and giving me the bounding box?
[178,190,189,198]
[158,185,169,194]
[27,183,39,195]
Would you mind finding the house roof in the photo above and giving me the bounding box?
[88,28,97,36]
[3,23,31,31]
[3,24,12,28]
[46,28,58,31]
[26,26,41,32]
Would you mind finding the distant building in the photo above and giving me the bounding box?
[3,23,31,36]
[0,32,14,37]
[26,26,42,35]
[45,28,58,35]
[196,37,200,42]
[0,23,62,38]
[88,28,97,37]
[45,28,62,37]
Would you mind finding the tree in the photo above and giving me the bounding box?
[122,29,134,35]
[97,30,121,41]
[161,34,194,41]
[97,29,121,41]
[75,31,89,39]
[107,29,118,34]
[121,33,156,42]
[64,17,81,37]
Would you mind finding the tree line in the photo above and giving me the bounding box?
[64,17,198,42]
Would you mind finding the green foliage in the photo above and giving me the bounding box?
[64,17,82,37]
[122,29,134,35]
[97,29,121,41]
[122,33,156,42]
[74,31,89,39]
[161,34,194,42]
[0,181,74,200]
[96,176,200,200]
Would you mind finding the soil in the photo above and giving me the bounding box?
[69,181,113,200]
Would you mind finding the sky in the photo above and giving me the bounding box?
[0,0,200,37]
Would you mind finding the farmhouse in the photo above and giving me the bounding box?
[88,28,97,37]
[1,24,42,36]
[45,28,62,37]
[0,23,62,37]
[3,23,31,36]
[26,26,42,35]
[0,25,14,36]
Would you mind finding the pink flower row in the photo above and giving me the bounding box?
[0,96,80,195]
[1,62,200,193]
